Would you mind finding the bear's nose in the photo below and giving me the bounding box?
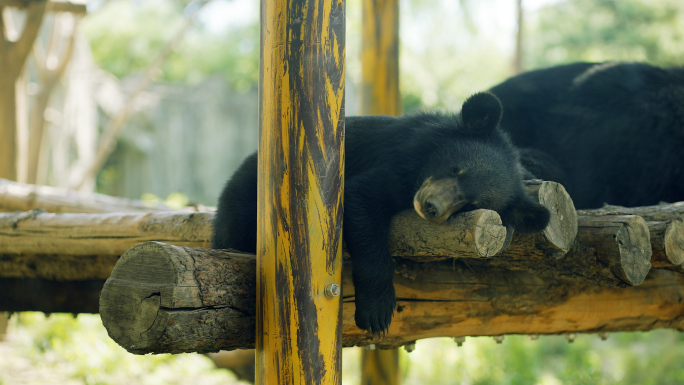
[424,198,442,218]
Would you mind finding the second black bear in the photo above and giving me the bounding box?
[213,92,551,333]
[490,61,684,209]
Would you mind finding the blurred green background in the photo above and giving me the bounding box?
[3,312,684,385]
[3,0,684,383]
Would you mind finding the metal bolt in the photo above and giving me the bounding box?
[364,344,376,351]
[454,336,466,347]
[566,333,576,343]
[404,342,416,353]
[324,283,340,298]
[493,335,505,344]
[529,334,539,340]
[598,331,609,341]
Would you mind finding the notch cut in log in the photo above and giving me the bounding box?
[99,242,684,354]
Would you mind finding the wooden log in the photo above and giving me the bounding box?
[0,178,173,213]
[647,220,684,270]
[0,210,212,256]
[0,180,579,281]
[0,181,575,258]
[500,180,578,259]
[562,215,652,287]
[0,253,118,280]
[0,277,103,313]
[581,202,684,222]
[99,242,684,354]
[580,203,684,269]
[0,1,47,180]
[0,0,88,14]
[387,209,506,260]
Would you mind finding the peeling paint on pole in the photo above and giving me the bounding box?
[256,0,345,383]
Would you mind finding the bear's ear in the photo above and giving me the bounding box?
[460,92,503,135]
[500,195,551,234]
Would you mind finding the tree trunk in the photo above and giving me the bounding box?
[0,1,48,180]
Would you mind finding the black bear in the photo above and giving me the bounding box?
[213,92,551,333]
[489,61,684,209]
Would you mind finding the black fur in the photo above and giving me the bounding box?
[212,92,550,333]
[490,62,684,209]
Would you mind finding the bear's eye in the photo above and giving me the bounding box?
[450,167,466,177]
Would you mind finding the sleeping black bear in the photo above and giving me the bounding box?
[490,61,684,209]
[212,92,550,333]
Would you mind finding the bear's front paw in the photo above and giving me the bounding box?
[354,282,396,334]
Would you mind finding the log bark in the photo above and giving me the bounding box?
[0,178,173,213]
[580,203,684,270]
[99,242,684,354]
[0,210,213,256]
[568,215,652,287]
[0,202,569,281]
[0,180,575,258]
[0,181,582,282]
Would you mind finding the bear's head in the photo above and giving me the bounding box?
[413,92,551,234]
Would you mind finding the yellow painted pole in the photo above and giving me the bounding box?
[256,0,345,384]
[360,0,401,384]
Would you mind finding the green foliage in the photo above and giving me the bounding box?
[0,313,248,385]
[526,0,684,69]
[81,0,259,91]
[4,313,684,384]
[399,333,684,385]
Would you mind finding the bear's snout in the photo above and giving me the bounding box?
[413,178,466,223]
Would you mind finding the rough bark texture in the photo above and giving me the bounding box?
[580,203,684,270]
[0,179,576,260]
[0,199,573,281]
[0,210,212,256]
[570,215,652,286]
[0,178,172,213]
[99,242,684,354]
[387,209,506,260]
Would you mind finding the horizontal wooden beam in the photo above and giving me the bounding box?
[99,242,684,354]
[0,0,87,14]
[0,178,173,213]
[0,278,103,313]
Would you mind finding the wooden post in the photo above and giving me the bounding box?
[257,0,345,383]
[360,0,401,383]
[360,0,401,117]
[0,1,47,180]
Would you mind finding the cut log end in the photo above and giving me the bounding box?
[535,181,578,256]
[472,209,508,257]
[664,218,684,266]
[614,216,653,286]
[99,242,181,353]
